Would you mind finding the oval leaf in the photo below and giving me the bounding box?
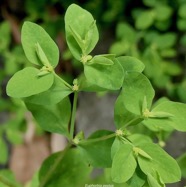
[114,93,138,128]
[25,97,71,136]
[65,4,99,60]
[138,143,181,183]
[135,11,154,29]
[144,101,186,131]
[21,21,59,67]
[24,75,72,105]
[117,56,145,73]
[90,55,114,66]
[121,72,155,115]
[78,130,115,168]
[6,67,54,98]
[84,59,124,90]
[39,148,92,187]
[111,143,137,183]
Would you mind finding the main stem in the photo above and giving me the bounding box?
[70,91,78,139]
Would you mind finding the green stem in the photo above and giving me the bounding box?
[70,91,78,139]
[79,133,116,145]
[121,116,144,130]
[39,144,71,187]
[54,73,72,89]
[0,175,17,187]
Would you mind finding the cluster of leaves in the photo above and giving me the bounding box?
[29,0,186,103]
[110,0,186,103]
[2,4,186,187]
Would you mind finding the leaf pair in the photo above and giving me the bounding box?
[114,56,149,128]
[115,56,186,132]
[65,4,98,60]
[6,22,59,98]
[143,101,186,132]
[111,137,181,185]
[65,4,124,91]
[7,67,54,98]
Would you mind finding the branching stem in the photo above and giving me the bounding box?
[54,73,72,89]
[70,91,78,139]
[79,133,116,145]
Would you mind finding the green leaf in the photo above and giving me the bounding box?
[160,49,177,58]
[152,33,177,49]
[178,3,186,18]
[177,79,186,102]
[0,138,8,164]
[0,22,11,52]
[6,129,23,145]
[68,25,85,50]
[154,19,171,31]
[177,152,186,178]
[39,148,92,187]
[135,11,155,29]
[114,91,139,128]
[25,97,71,137]
[143,101,186,131]
[127,134,152,146]
[84,20,98,53]
[148,111,174,118]
[147,173,164,187]
[84,59,124,90]
[78,74,108,92]
[21,21,59,67]
[24,75,72,105]
[163,62,182,76]
[177,18,186,31]
[78,130,114,168]
[35,42,50,66]
[111,137,123,159]
[138,143,181,183]
[116,22,136,43]
[88,168,130,186]
[0,170,21,187]
[109,41,129,56]
[134,147,152,160]
[121,72,155,115]
[155,5,172,21]
[27,172,39,187]
[111,143,137,183]
[6,67,54,98]
[89,54,115,66]
[65,4,98,60]
[127,167,146,187]
[117,56,145,73]
[143,0,157,7]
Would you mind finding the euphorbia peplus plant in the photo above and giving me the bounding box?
[4,3,186,187]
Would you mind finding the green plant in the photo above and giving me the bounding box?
[3,3,186,187]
